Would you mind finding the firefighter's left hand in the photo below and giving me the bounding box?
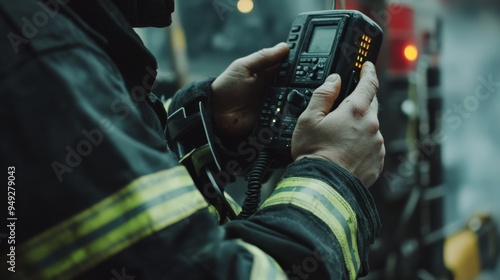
[211,42,289,137]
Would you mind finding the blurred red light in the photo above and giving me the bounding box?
[404,44,419,62]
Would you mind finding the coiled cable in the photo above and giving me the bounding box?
[238,151,271,219]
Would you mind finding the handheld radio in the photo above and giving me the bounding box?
[253,10,383,162]
[238,10,383,219]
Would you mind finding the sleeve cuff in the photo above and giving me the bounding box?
[278,157,381,276]
[168,78,255,172]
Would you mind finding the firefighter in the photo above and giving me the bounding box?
[0,0,384,279]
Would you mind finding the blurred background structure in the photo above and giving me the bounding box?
[136,0,500,279]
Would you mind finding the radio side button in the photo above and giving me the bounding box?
[280,62,290,69]
[288,34,299,41]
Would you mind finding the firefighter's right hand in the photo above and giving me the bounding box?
[291,62,385,188]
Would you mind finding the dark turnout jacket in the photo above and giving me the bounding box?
[0,0,380,279]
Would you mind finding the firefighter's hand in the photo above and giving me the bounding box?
[292,62,385,188]
[211,42,289,137]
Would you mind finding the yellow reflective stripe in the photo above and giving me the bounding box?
[164,97,173,114]
[236,240,287,280]
[22,167,191,263]
[207,205,221,221]
[43,190,206,280]
[19,166,208,280]
[261,177,360,280]
[224,193,242,215]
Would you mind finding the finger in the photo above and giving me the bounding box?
[238,42,290,73]
[302,74,341,118]
[348,62,379,115]
[361,98,381,136]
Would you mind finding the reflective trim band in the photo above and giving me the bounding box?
[224,193,242,215]
[20,166,208,280]
[207,205,221,221]
[236,240,287,280]
[164,97,173,114]
[261,177,360,280]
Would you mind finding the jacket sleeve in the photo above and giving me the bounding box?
[0,3,379,280]
[230,158,382,279]
[161,156,381,280]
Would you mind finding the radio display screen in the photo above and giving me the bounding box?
[307,25,338,53]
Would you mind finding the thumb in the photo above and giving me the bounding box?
[347,62,379,114]
[302,74,341,118]
[238,42,290,73]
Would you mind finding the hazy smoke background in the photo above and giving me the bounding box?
[441,2,500,278]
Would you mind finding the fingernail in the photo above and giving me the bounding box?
[326,74,340,83]
[276,42,289,50]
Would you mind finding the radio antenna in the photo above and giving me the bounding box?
[340,0,346,9]
[333,0,346,10]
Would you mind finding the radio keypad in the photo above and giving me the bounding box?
[294,57,328,83]
[259,88,287,129]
